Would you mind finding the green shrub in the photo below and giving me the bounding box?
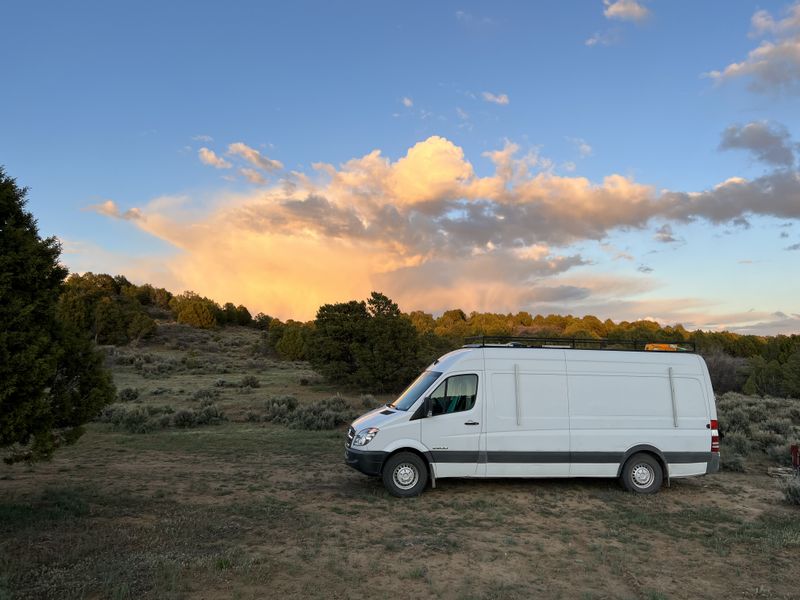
[97,403,224,432]
[723,431,752,456]
[288,397,359,431]
[766,444,793,466]
[782,478,800,505]
[751,429,786,452]
[117,388,140,403]
[120,406,155,434]
[764,417,792,436]
[195,402,225,425]
[260,396,360,430]
[171,409,196,428]
[192,388,219,402]
[240,375,260,388]
[748,404,768,423]
[722,454,745,472]
[721,407,750,435]
[263,396,298,424]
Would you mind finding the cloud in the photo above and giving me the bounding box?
[91,135,800,325]
[227,142,283,172]
[659,170,800,224]
[192,134,213,142]
[402,97,413,108]
[603,0,649,22]
[455,10,496,26]
[654,224,679,243]
[786,242,800,250]
[708,3,800,94]
[727,312,800,335]
[585,30,621,47]
[750,2,800,36]
[240,168,265,185]
[84,200,142,220]
[456,107,469,120]
[482,91,509,105]
[567,137,593,157]
[637,264,653,273]
[719,121,796,166]
[198,147,231,169]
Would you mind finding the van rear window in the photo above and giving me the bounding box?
[389,371,442,411]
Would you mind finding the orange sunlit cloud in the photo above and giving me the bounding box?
[85,135,800,327]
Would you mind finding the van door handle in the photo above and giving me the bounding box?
[464,420,480,426]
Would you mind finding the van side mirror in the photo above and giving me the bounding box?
[423,396,432,418]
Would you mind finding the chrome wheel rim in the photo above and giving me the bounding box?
[393,463,419,490]
[631,463,654,489]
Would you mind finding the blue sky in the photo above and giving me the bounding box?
[3,1,800,333]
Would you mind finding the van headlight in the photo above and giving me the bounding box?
[352,427,379,446]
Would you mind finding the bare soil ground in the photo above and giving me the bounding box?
[1,324,797,600]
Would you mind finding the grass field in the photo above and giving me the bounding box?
[1,324,798,599]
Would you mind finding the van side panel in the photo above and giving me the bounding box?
[484,349,570,477]
[566,351,711,478]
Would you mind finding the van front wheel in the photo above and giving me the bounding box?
[621,453,663,494]
[382,452,428,497]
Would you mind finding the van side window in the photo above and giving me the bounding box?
[429,374,478,416]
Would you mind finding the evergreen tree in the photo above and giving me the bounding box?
[0,168,115,462]
[781,352,800,398]
[308,300,370,384]
[353,292,421,392]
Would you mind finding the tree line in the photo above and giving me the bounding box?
[262,304,800,399]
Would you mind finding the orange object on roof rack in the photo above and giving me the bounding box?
[644,343,679,352]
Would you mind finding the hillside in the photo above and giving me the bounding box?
[1,322,798,599]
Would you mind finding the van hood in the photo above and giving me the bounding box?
[350,406,407,432]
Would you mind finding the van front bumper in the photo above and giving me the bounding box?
[345,447,385,476]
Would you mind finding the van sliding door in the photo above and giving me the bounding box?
[484,350,570,477]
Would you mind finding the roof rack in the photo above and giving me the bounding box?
[463,336,696,353]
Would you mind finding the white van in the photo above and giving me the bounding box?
[345,338,719,496]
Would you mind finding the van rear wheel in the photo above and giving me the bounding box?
[621,453,663,494]
[382,452,428,497]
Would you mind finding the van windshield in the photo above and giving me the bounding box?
[388,371,442,411]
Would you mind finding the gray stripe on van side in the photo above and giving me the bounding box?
[427,451,712,464]
[663,451,712,463]
[487,451,570,463]
[429,451,480,463]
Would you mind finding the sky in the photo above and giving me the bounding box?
[2,0,800,334]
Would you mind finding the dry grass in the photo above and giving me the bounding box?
[1,323,798,599]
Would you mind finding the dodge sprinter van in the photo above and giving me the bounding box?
[345,337,719,497]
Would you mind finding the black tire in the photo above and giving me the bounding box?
[382,452,428,497]
[621,452,663,494]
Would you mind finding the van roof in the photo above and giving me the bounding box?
[463,336,696,353]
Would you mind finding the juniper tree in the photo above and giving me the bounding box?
[0,167,114,462]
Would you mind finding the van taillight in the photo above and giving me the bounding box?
[710,419,719,453]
